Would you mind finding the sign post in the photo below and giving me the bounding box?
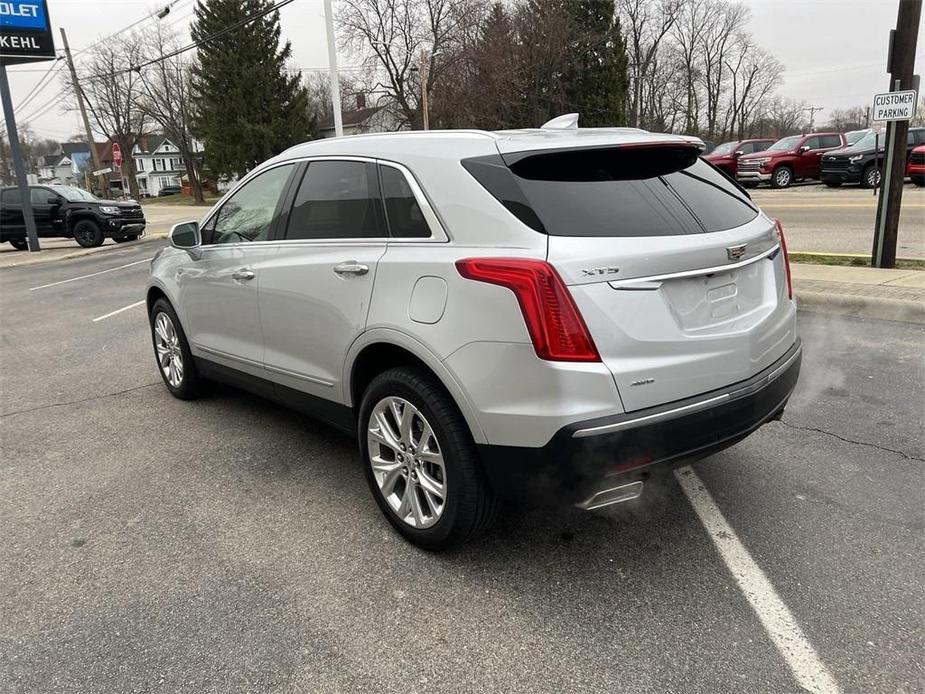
[112,142,123,199]
[1,0,56,252]
[871,0,922,269]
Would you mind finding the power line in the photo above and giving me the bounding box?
[84,0,297,82]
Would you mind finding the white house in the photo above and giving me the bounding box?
[132,135,187,197]
[37,154,77,184]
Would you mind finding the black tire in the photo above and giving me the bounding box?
[770,166,793,189]
[740,181,758,189]
[8,239,28,251]
[861,164,881,189]
[149,298,203,400]
[913,177,925,187]
[73,219,104,248]
[358,366,499,550]
[114,235,139,243]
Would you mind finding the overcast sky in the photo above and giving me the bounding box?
[4,0,923,142]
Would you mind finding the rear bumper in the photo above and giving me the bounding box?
[477,339,802,504]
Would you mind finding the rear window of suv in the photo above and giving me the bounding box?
[462,146,758,237]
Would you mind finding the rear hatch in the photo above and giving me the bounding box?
[465,141,796,412]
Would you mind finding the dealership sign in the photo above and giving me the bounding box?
[872,90,918,122]
[0,0,55,64]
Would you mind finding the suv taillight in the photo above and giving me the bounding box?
[773,218,793,300]
[455,258,600,362]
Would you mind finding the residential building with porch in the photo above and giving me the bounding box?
[132,135,189,197]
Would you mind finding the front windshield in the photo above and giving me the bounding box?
[846,130,867,145]
[767,135,802,152]
[852,131,883,149]
[51,186,99,202]
[710,142,737,156]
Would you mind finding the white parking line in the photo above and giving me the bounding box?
[91,300,146,323]
[675,465,841,694]
[29,258,152,291]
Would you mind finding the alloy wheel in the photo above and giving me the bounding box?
[866,167,881,187]
[774,168,792,187]
[366,396,447,529]
[153,312,184,388]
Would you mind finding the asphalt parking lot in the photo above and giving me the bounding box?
[1,242,923,693]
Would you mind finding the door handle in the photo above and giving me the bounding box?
[333,261,369,276]
[231,269,255,281]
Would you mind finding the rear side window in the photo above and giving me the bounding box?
[2,189,20,205]
[802,137,821,150]
[379,165,430,238]
[286,161,384,240]
[820,135,842,148]
[753,141,772,152]
[463,147,757,237]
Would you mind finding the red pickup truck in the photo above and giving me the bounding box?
[737,132,846,188]
[703,139,776,176]
[910,144,925,186]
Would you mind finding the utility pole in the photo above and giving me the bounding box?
[60,28,105,192]
[419,48,430,131]
[872,0,922,268]
[323,0,343,137]
[802,105,824,132]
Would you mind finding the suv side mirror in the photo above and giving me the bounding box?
[799,145,811,153]
[169,221,201,249]
[47,195,61,205]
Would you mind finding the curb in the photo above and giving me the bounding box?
[1,235,166,269]
[796,290,925,325]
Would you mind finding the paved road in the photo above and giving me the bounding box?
[752,184,925,257]
[1,244,923,693]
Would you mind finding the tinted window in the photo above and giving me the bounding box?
[803,137,821,150]
[820,135,842,148]
[913,130,925,144]
[380,165,430,238]
[285,161,383,240]
[204,165,294,245]
[2,189,21,204]
[753,141,773,152]
[738,143,755,154]
[30,188,51,204]
[464,148,757,237]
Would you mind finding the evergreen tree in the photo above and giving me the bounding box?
[190,0,314,180]
[563,0,628,127]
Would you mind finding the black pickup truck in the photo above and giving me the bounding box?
[0,185,146,250]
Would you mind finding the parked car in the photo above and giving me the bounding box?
[703,138,776,176]
[910,144,925,186]
[147,120,800,549]
[821,127,925,188]
[737,132,846,188]
[159,185,183,196]
[0,185,146,249]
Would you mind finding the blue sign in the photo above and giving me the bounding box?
[0,1,47,31]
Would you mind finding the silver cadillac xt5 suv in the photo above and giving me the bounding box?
[147,115,801,550]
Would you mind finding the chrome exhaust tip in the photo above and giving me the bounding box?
[576,481,644,511]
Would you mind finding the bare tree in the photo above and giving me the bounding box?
[337,0,484,129]
[79,34,148,198]
[724,37,782,138]
[619,0,681,128]
[826,105,867,132]
[136,24,204,202]
[760,96,806,137]
[699,0,748,139]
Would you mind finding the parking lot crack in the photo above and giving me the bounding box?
[0,382,161,419]
[777,419,924,462]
